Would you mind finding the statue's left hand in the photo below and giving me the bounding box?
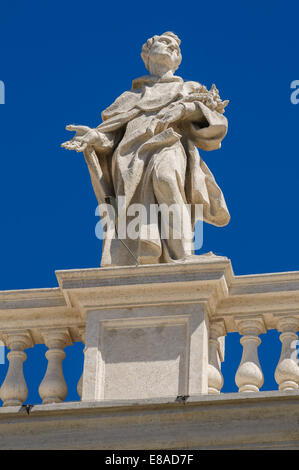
[148,103,185,135]
[157,103,185,127]
[61,125,101,153]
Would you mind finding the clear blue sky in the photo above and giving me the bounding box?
[0,0,298,403]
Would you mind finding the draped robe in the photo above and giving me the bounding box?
[83,74,230,266]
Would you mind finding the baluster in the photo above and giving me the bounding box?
[77,326,85,399]
[208,320,226,394]
[39,328,72,404]
[274,317,299,391]
[235,318,265,393]
[0,330,33,407]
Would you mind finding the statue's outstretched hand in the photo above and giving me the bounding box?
[61,125,101,153]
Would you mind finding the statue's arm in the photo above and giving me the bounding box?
[61,124,119,154]
[151,80,228,137]
[157,100,217,125]
[148,100,217,135]
[181,101,228,150]
[151,100,228,151]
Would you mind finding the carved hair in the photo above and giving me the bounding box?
[141,32,182,72]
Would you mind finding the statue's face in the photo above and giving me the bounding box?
[148,35,180,72]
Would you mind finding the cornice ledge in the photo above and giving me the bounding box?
[230,270,299,296]
[0,288,66,310]
[55,259,234,318]
[55,257,233,289]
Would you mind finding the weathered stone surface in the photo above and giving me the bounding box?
[62,32,230,266]
[0,391,299,449]
[1,259,299,405]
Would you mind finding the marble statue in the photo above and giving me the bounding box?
[62,32,230,266]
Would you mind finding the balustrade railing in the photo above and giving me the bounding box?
[0,327,84,407]
[0,316,298,406]
[208,316,299,394]
[0,264,299,407]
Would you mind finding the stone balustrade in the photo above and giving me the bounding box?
[0,327,81,406]
[0,288,83,406]
[208,316,299,394]
[0,259,299,407]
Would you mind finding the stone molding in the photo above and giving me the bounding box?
[0,259,299,341]
[0,391,298,449]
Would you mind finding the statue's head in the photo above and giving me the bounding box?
[141,32,182,75]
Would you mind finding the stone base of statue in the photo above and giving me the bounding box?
[56,253,230,401]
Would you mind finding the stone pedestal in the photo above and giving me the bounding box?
[82,303,208,400]
[56,255,232,401]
